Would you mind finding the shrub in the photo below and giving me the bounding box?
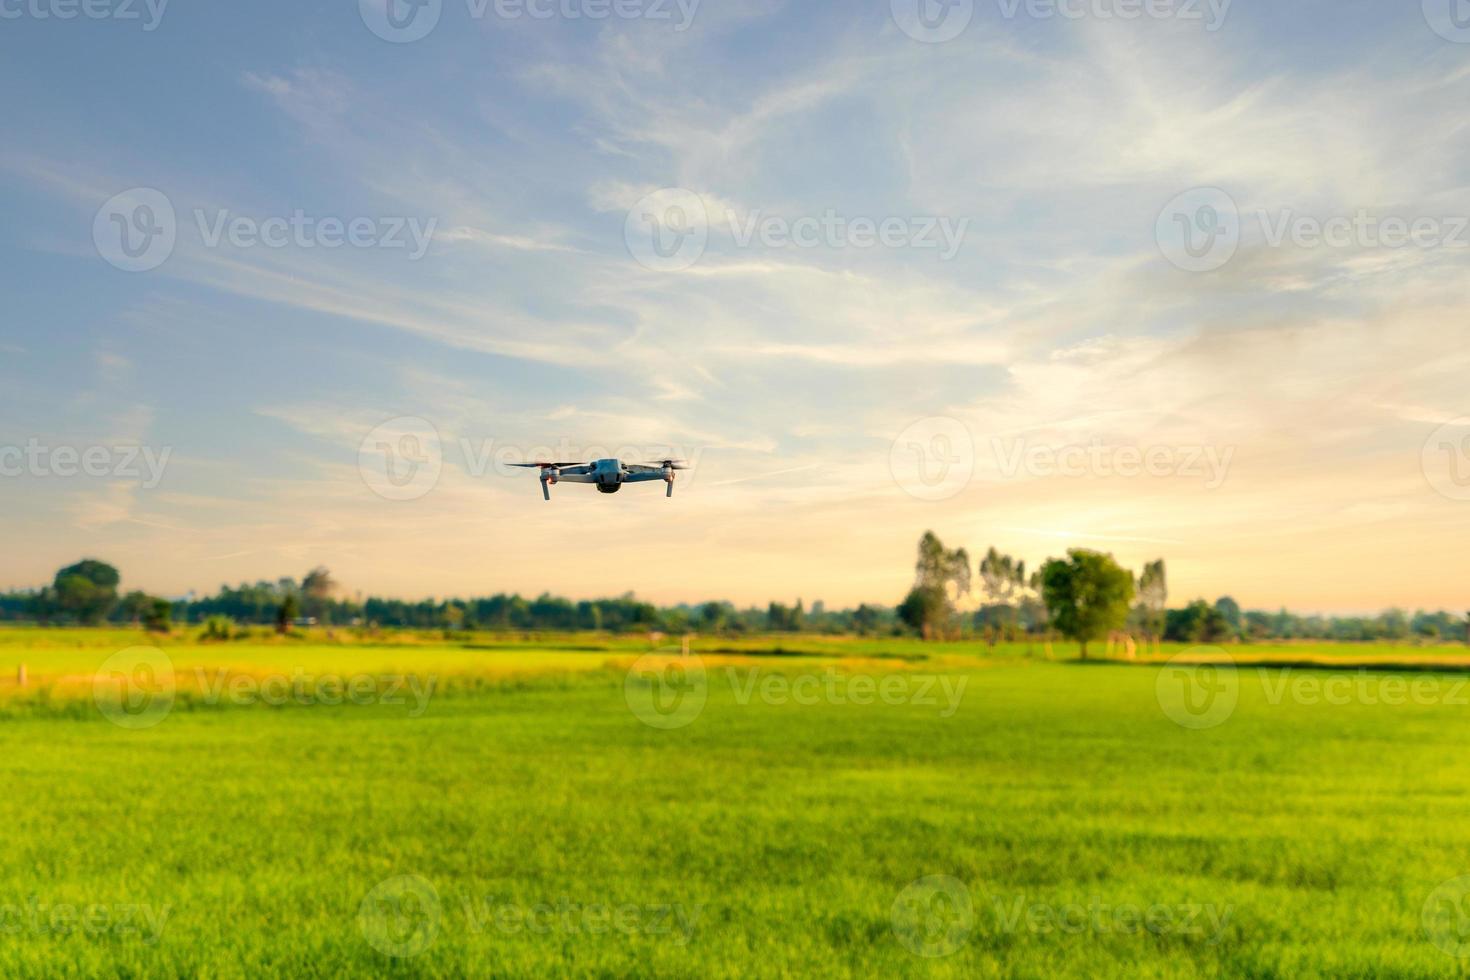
[200,615,238,642]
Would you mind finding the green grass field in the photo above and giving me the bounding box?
[2,628,1470,976]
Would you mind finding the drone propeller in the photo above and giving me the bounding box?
[509,462,584,469]
[648,459,689,470]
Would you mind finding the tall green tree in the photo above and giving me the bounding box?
[1017,569,1048,655]
[301,567,336,623]
[915,532,971,599]
[901,532,971,639]
[1215,596,1243,637]
[1039,550,1135,659]
[1137,559,1168,652]
[276,594,300,634]
[978,547,1025,647]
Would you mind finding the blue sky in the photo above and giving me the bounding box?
[2,0,1469,612]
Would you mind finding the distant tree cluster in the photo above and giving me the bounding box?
[892,532,1470,651]
[1223,605,1466,644]
[897,533,1135,655]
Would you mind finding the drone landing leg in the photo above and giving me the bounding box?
[666,479,674,499]
[542,480,551,501]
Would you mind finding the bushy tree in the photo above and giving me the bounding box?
[1166,600,1232,644]
[852,603,882,635]
[118,590,154,624]
[898,586,948,637]
[143,598,172,634]
[1039,550,1135,659]
[767,600,805,632]
[52,559,120,624]
[700,602,728,632]
[1379,608,1409,642]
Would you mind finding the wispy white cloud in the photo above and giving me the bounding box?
[435,225,580,253]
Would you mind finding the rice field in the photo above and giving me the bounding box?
[1,627,1468,976]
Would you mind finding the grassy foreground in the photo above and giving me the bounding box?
[0,629,1468,976]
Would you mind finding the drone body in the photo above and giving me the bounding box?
[511,459,687,501]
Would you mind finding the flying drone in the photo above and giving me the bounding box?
[511,458,688,500]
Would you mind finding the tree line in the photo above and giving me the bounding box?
[1,549,1464,645]
[0,559,894,635]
